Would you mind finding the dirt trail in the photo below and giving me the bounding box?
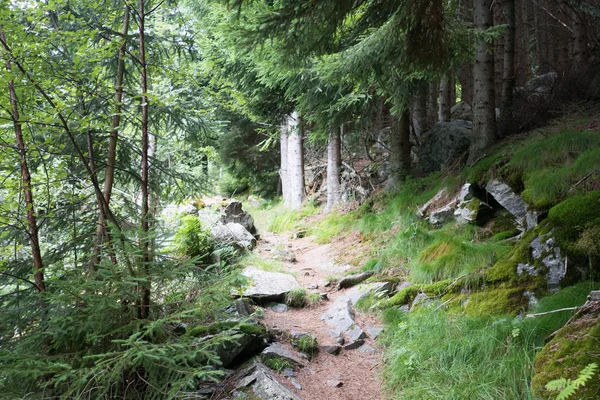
[258,231,385,400]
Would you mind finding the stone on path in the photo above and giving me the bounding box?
[235,362,301,400]
[366,326,384,340]
[321,295,368,349]
[356,344,378,354]
[212,222,257,250]
[321,345,341,355]
[269,303,289,313]
[326,380,343,388]
[237,268,301,301]
[261,343,305,367]
[345,281,394,305]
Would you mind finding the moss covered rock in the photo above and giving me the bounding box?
[532,296,600,399]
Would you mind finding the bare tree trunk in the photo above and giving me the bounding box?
[520,0,532,83]
[2,30,45,293]
[427,80,439,126]
[411,81,429,138]
[325,126,342,211]
[493,3,505,107]
[287,112,305,209]
[471,0,497,163]
[386,110,411,191]
[280,122,289,206]
[91,5,130,267]
[571,8,588,73]
[458,62,474,105]
[438,77,452,122]
[501,0,515,127]
[139,0,151,319]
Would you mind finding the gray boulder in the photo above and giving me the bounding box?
[211,222,257,251]
[237,268,301,302]
[201,329,267,368]
[518,72,558,102]
[451,101,472,121]
[419,120,473,173]
[235,362,301,400]
[221,201,257,235]
[321,296,366,349]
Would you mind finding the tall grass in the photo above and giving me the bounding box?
[381,308,537,399]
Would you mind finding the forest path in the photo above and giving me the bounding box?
[256,231,385,400]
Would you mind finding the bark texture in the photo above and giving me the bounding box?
[500,0,515,124]
[471,0,497,163]
[438,77,452,122]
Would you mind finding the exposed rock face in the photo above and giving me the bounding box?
[345,282,394,305]
[221,201,257,235]
[485,180,537,230]
[419,120,473,173]
[450,101,472,121]
[261,343,305,367]
[211,222,257,251]
[236,268,301,302]
[205,329,267,368]
[234,362,301,400]
[517,232,566,290]
[532,291,600,400]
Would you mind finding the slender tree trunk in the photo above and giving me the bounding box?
[399,109,411,177]
[287,112,304,209]
[471,0,497,162]
[1,30,45,293]
[438,77,452,122]
[325,126,342,211]
[280,122,289,206]
[493,3,505,107]
[139,0,151,319]
[501,0,515,126]
[91,5,130,267]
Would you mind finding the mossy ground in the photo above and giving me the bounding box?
[532,307,600,399]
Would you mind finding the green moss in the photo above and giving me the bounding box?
[387,280,454,307]
[464,287,529,316]
[548,190,600,255]
[296,335,318,358]
[532,310,600,399]
[187,322,266,337]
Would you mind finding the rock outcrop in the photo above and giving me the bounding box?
[419,120,473,173]
[233,362,301,400]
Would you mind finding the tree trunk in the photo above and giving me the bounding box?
[519,0,532,84]
[427,80,439,126]
[325,126,342,211]
[1,30,46,293]
[458,62,474,105]
[91,5,129,268]
[280,122,289,206]
[386,110,411,191]
[500,0,515,126]
[287,112,305,209]
[138,0,151,319]
[411,81,429,139]
[493,3,505,107]
[438,77,452,122]
[471,0,497,163]
[571,8,588,73]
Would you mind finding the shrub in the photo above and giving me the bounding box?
[174,215,214,264]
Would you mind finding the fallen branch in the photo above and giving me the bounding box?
[525,306,580,318]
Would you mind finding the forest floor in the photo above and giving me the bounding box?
[256,230,385,400]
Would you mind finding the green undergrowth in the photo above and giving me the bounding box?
[381,282,600,399]
[268,202,320,233]
[381,307,537,399]
[284,287,321,308]
[236,252,286,273]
